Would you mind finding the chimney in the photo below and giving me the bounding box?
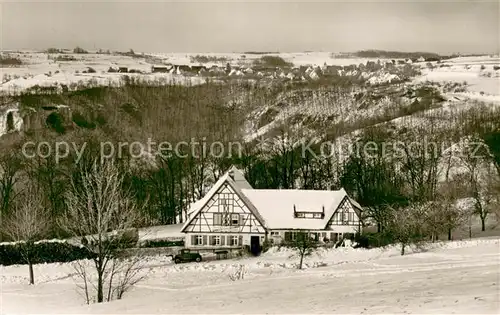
[228,168,235,180]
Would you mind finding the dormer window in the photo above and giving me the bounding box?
[293,204,325,219]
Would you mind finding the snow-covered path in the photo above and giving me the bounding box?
[1,240,499,314]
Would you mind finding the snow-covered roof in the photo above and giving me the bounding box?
[185,166,252,217]
[181,166,265,232]
[240,188,350,230]
[182,166,362,231]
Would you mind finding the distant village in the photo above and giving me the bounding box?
[112,56,428,85]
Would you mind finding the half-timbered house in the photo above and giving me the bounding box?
[180,166,363,254]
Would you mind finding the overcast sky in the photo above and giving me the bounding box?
[1,0,498,54]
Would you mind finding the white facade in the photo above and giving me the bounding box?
[182,175,266,250]
[181,167,363,250]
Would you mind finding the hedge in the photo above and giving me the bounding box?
[140,239,184,248]
[0,241,95,266]
[354,232,394,249]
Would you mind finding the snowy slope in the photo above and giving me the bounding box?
[414,55,500,99]
[1,238,498,314]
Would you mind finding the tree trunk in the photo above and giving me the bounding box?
[299,252,304,269]
[448,228,452,241]
[28,262,34,285]
[97,269,104,303]
[400,243,405,256]
[481,217,486,231]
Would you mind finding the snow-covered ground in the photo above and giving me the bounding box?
[148,51,390,68]
[2,51,498,98]
[1,238,499,314]
[414,56,500,102]
[0,51,395,94]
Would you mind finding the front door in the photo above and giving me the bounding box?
[250,236,261,256]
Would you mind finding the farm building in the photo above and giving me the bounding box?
[181,167,363,255]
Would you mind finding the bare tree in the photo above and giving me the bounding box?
[59,160,141,303]
[458,137,497,231]
[3,186,50,285]
[285,230,318,269]
[386,204,426,255]
[0,152,24,237]
[109,255,150,300]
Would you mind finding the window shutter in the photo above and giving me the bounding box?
[221,235,225,246]
[238,235,242,246]
[240,214,244,226]
[203,235,207,245]
[191,235,196,245]
[209,236,214,245]
[226,235,231,246]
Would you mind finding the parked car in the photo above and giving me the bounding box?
[173,249,202,264]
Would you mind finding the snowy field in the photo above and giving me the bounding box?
[1,238,499,314]
[2,51,499,102]
[414,56,500,102]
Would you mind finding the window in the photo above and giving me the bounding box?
[230,235,239,246]
[313,213,323,219]
[213,235,221,246]
[213,213,222,225]
[342,209,349,224]
[270,231,280,236]
[231,213,240,226]
[195,235,203,245]
[219,194,234,226]
[295,212,305,218]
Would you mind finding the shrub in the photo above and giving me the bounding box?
[261,239,272,253]
[140,239,184,248]
[72,112,97,129]
[73,46,88,54]
[354,232,394,248]
[190,55,227,64]
[493,65,500,71]
[227,264,247,281]
[254,55,293,68]
[0,56,23,66]
[46,47,62,54]
[46,112,66,134]
[0,241,94,266]
[53,55,77,62]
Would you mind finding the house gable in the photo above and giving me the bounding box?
[324,196,361,228]
[181,178,266,234]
